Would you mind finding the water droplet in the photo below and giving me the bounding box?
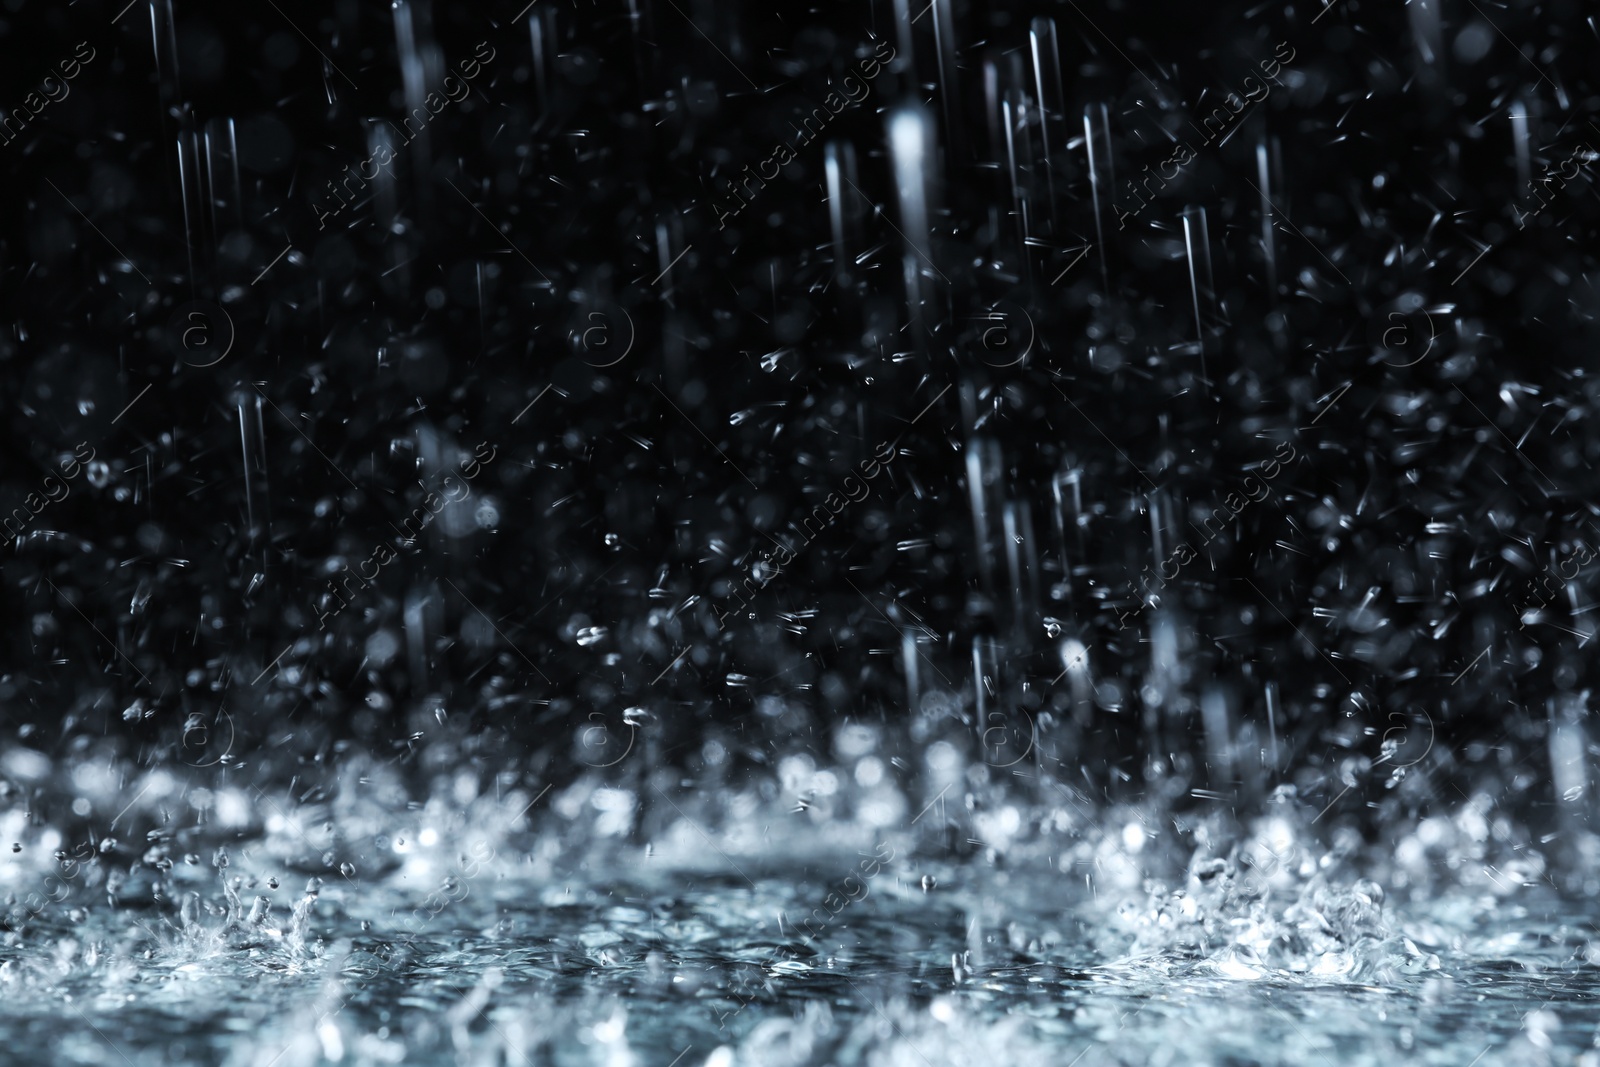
[922,875,937,892]
[10,843,19,853]
[267,877,279,889]
[340,862,356,877]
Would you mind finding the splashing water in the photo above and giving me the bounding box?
[3,0,1598,1063]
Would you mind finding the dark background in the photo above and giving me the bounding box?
[1,0,1596,837]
